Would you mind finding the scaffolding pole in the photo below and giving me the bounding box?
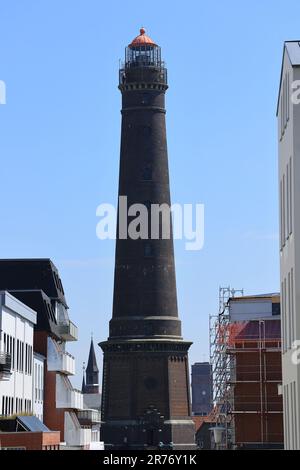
[209,286,244,449]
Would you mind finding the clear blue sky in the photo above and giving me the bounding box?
[0,0,297,387]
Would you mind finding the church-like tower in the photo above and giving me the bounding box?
[100,28,195,450]
[84,339,99,394]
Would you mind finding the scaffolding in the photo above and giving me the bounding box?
[209,288,283,449]
[209,286,244,449]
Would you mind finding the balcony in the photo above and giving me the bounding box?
[0,352,12,380]
[57,320,78,341]
[64,411,92,447]
[57,388,83,410]
[48,350,75,375]
[68,389,83,409]
[66,426,92,447]
[78,409,101,424]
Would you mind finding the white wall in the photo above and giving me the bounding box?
[229,298,276,322]
[279,45,300,450]
[0,292,36,417]
[33,353,44,421]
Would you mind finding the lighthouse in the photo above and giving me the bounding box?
[99,28,195,450]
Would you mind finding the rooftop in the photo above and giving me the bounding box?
[129,28,157,48]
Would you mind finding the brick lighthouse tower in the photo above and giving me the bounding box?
[100,28,195,450]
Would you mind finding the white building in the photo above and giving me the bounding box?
[278,41,300,450]
[0,259,104,449]
[0,291,36,416]
[33,352,44,422]
[229,293,281,322]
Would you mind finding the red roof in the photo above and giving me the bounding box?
[129,28,157,47]
[192,412,216,432]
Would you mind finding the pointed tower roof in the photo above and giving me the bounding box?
[86,338,99,373]
[81,373,86,393]
[81,362,86,393]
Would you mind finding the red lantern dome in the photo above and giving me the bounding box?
[129,28,157,48]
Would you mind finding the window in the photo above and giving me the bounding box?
[144,243,153,257]
[280,73,290,139]
[289,156,293,235]
[283,174,286,244]
[281,281,285,351]
[142,164,152,181]
[287,163,290,239]
[291,268,294,345]
[288,272,291,349]
[280,180,283,248]
[287,73,290,121]
[35,363,37,401]
[17,340,19,371]
[28,345,31,375]
[281,95,283,137]
[21,342,24,372]
[284,278,288,349]
[25,344,28,374]
[12,338,15,370]
[141,93,150,105]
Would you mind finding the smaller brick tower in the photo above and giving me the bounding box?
[85,338,99,394]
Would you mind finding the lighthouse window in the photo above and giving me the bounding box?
[144,243,153,257]
[142,164,152,181]
[142,93,149,105]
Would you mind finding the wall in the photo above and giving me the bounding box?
[0,431,60,450]
[279,45,300,450]
[0,294,36,416]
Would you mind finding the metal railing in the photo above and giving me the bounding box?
[78,409,101,423]
[57,320,78,341]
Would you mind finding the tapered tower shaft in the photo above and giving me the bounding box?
[100,29,195,450]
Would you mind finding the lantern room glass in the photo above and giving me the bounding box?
[125,44,162,68]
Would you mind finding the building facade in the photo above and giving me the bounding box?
[228,294,283,449]
[277,41,300,450]
[211,293,283,449]
[0,258,99,449]
[33,352,44,422]
[0,291,36,417]
[100,29,195,450]
[191,362,212,416]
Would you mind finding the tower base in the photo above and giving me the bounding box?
[99,339,196,450]
[101,419,197,450]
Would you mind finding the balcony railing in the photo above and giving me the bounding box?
[57,320,78,341]
[68,427,92,447]
[57,388,83,410]
[0,352,12,380]
[78,409,101,424]
[48,351,75,375]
